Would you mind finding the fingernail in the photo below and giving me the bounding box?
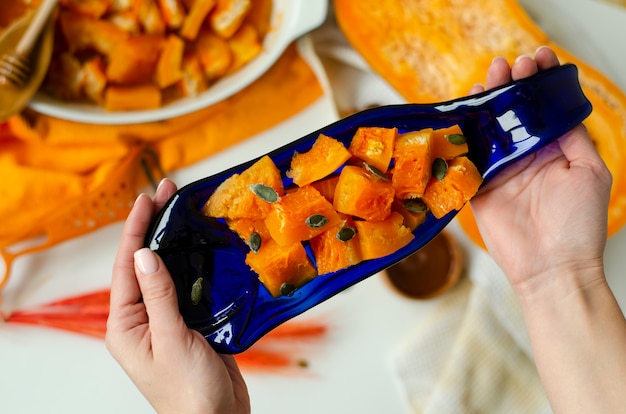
[535,45,550,55]
[491,56,506,64]
[135,248,159,274]
[156,178,168,193]
[514,54,531,64]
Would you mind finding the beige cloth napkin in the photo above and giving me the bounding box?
[393,236,551,413]
[311,14,551,413]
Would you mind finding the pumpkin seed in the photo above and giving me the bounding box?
[336,226,357,242]
[280,282,296,296]
[402,198,428,214]
[432,158,448,181]
[306,214,329,228]
[363,162,390,181]
[249,184,279,203]
[249,232,262,253]
[191,277,203,305]
[445,133,467,145]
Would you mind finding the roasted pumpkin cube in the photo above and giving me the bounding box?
[422,156,483,219]
[226,218,271,250]
[333,165,395,221]
[209,0,251,38]
[265,185,342,246]
[246,239,317,298]
[106,35,166,84]
[177,51,208,97]
[431,125,468,160]
[107,10,142,34]
[196,29,233,80]
[227,23,261,72]
[393,198,428,231]
[354,212,414,260]
[243,0,272,38]
[348,127,397,172]
[310,216,362,275]
[310,175,340,203]
[59,10,129,55]
[180,0,217,40]
[82,56,108,104]
[158,0,186,29]
[59,0,111,18]
[286,134,352,187]
[391,128,433,199]
[133,0,167,35]
[202,155,285,220]
[104,84,162,110]
[155,34,185,88]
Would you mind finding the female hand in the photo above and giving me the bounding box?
[469,46,612,298]
[106,178,250,414]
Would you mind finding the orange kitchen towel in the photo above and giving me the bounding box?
[0,43,323,290]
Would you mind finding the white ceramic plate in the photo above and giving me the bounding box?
[27,0,328,124]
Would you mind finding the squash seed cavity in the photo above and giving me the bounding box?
[249,184,279,203]
[306,214,329,228]
[432,158,448,181]
[249,232,262,253]
[191,277,203,305]
[445,133,467,145]
[336,226,357,242]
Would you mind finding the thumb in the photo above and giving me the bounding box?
[134,248,186,340]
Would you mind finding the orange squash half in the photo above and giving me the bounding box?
[335,0,626,239]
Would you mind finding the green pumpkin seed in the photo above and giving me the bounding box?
[280,282,296,296]
[432,158,448,181]
[249,184,279,203]
[363,162,390,181]
[191,277,203,305]
[306,214,329,228]
[249,232,262,253]
[445,133,467,145]
[402,199,428,214]
[336,226,357,242]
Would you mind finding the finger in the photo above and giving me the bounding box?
[486,56,512,89]
[110,194,154,310]
[534,46,560,70]
[134,248,187,344]
[511,54,538,81]
[469,83,485,95]
[153,178,178,213]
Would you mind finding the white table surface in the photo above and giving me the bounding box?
[2,1,626,413]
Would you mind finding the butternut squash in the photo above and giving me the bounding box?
[335,0,626,239]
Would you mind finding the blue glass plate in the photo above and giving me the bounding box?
[145,64,591,354]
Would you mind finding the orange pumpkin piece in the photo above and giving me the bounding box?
[227,23,262,72]
[392,198,428,231]
[310,175,340,203]
[180,0,217,40]
[431,125,468,160]
[209,0,252,39]
[104,84,162,110]
[106,35,166,84]
[203,155,285,220]
[82,56,108,104]
[310,216,362,275]
[155,34,185,88]
[158,0,187,29]
[334,165,395,221]
[286,134,352,187]
[226,218,271,248]
[196,29,233,80]
[59,10,129,56]
[265,185,342,246]
[392,128,433,199]
[246,239,317,297]
[422,156,483,219]
[177,51,208,97]
[134,0,167,35]
[348,127,397,172]
[354,211,414,260]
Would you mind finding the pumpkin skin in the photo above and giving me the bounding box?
[203,155,284,220]
[335,0,626,238]
[286,134,352,187]
[391,128,432,199]
[246,239,317,298]
[348,126,397,172]
[265,185,342,246]
[354,211,414,260]
[333,165,395,221]
[422,156,483,219]
[310,216,362,275]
